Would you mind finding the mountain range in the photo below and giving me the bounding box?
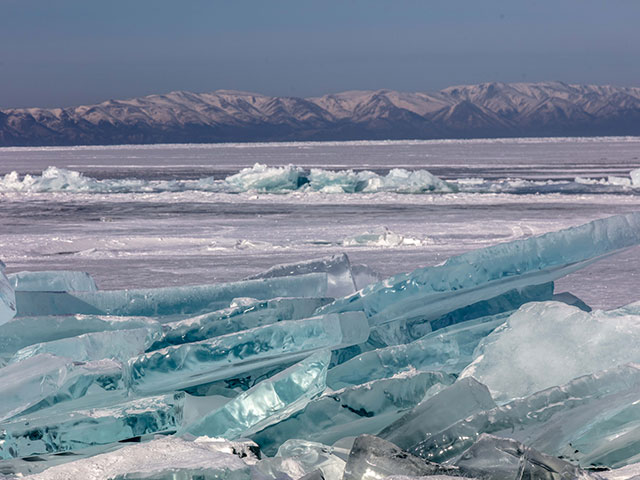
[1,82,640,146]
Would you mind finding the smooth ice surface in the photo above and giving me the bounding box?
[460,301,640,401]
[245,254,357,298]
[0,393,184,459]
[454,434,599,480]
[14,272,328,317]
[20,436,257,480]
[252,370,455,454]
[157,296,331,348]
[129,312,368,394]
[7,271,97,292]
[0,314,161,361]
[414,363,640,468]
[0,262,16,326]
[319,213,640,326]
[9,326,161,364]
[182,351,330,438]
[342,435,461,480]
[0,354,123,422]
[378,378,496,451]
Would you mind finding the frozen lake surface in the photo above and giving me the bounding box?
[1,136,639,309]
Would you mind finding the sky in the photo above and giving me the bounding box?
[1,0,639,108]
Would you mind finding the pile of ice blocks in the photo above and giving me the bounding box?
[2,213,640,480]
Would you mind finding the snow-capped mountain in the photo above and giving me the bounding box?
[1,82,639,146]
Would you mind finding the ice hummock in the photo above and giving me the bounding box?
[2,214,640,478]
[0,261,16,326]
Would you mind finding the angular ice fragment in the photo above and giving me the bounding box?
[631,168,640,187]
[342,435,462,480]
[378,378,496,451]
[225,163,305,192]
[0,314,161,361]
[551,291,592,312]
[9,326,162,364]
[21,436,258,480]
[319,214,640,326]
[252,370,455,454]
[351,264,382,290]
[264,440,348,480]
[327,313,507,389]
[182,351,330,438]
[454,434,600,480]
[366,283,552,349]
[0,261,16,326]
[245,254,357,298]
[0,354,123,422]
[14,272,329,317]
[413,363,640,468]
[7,271,97,292]
[0,392,184,459]
[129,312,368,395]
[460,301,640,401]
[156,296,331,349]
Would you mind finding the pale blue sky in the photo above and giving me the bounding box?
[1,0,639,108]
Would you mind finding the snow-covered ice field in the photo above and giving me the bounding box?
[1,137,639,309]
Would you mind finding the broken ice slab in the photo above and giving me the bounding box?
[257,439,349,480]
[14,272,329,317]
[318,213,640,326]
[351,264,382,290]
[245,254,357,298]
[252,369,455,455]
[129,312,368,395]
[7,271,97,292]
[155,296,332,349]
[0,314,161,361]
[0,392,184,460]
[413,363,640,468]
[18,436,259,480]
[0,261,16,326]
[182,351,330,438]
[327,313,508,390]
[454,434,600,480]
[378,378,496,451]
[342,435,462,480]
[0,354,123,422]
[9,325,162,364]
[366,282,553,349]
[459,300,640,401]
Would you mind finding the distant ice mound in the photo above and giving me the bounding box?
[342,228,428,247]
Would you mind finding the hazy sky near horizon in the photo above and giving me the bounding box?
[1,0,639,108]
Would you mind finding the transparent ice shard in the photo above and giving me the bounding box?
[342,435,462,480]
[156,297,332,349]
[9,325,162,364]
[327,313,508,390]
[0,261,16,326]
[0,354,123,422]
[551,291,592,312]
[7,271,97,292]
[378,378,496,451]
[256,439,348,480]
[0,393,184,459]
[182,351,330,438]
[460,301,640,401]
[0,314,161,361]
[319,214,640,326]
[129,312,368,395]
[14,272,329,317]
[252,370,455,455]
[20,436,258,480]
[366,283,553,349]
[351,264,382,290]
[413,363,640,468]
[453,434,600,480]
[245,254,357,298]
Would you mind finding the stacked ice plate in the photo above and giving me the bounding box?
[2,213,640,480]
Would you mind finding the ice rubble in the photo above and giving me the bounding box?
[2,214,640,479]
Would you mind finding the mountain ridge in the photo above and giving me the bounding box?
[2,81,640,146]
